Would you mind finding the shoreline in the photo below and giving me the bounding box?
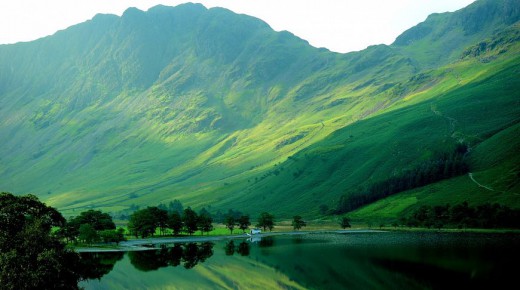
[74,227,520,253]
[74,229,383,252]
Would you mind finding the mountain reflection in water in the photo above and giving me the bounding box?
[80,233,520,290]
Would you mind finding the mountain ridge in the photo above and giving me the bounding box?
[393,0,520,68]
[0,0,518,219]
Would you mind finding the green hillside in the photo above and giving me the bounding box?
[0,0,518,219]
[393,0,520,67]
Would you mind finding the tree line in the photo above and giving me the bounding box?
[335,144,469,214]
[224,214,251,234]
[127,206,214,238]
[60,199,310,240]
[400,201,520,229]
[127,204,283,238]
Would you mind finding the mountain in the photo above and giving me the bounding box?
[393,0,520,67]
[0,0,519,220]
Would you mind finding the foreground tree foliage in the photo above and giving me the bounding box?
[0,192,81,289]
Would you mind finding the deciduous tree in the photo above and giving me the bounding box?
[99,228,126,245]
[238,215,251,233]
[183,207,199,235]
[65,209,116,242]
[257,212,275,232]
[198,213,213,235]
[168,212,183,235]
[292,215,306,230]
[128,208,156,238]
[69,209,115,231]
[149,206,169,236]
[225,215,236,234]
[340,217,351,229]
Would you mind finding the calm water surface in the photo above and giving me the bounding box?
[80,232,519,289]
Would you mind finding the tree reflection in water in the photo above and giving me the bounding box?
[182,243,199,269]
[79,252,124,280]
[167,244,183,267]
[127,248,170,272]
[225,239,252,256]
[237,241,250,256]
[259,236,274,248]
[224,240,235,256]
[128,242,215,271]
[81,239,265,278]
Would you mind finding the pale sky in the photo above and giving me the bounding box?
[0,0,476,53]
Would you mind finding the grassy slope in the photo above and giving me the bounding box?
[0,6,419,216]
[349,58,520,222]
[349,122,520,222]
[0,1,518,220]
[222,38,520,219]
[11,35,520,219]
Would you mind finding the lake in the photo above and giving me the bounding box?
[80,231,519,289]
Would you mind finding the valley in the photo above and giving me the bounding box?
[0,0,518,221]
